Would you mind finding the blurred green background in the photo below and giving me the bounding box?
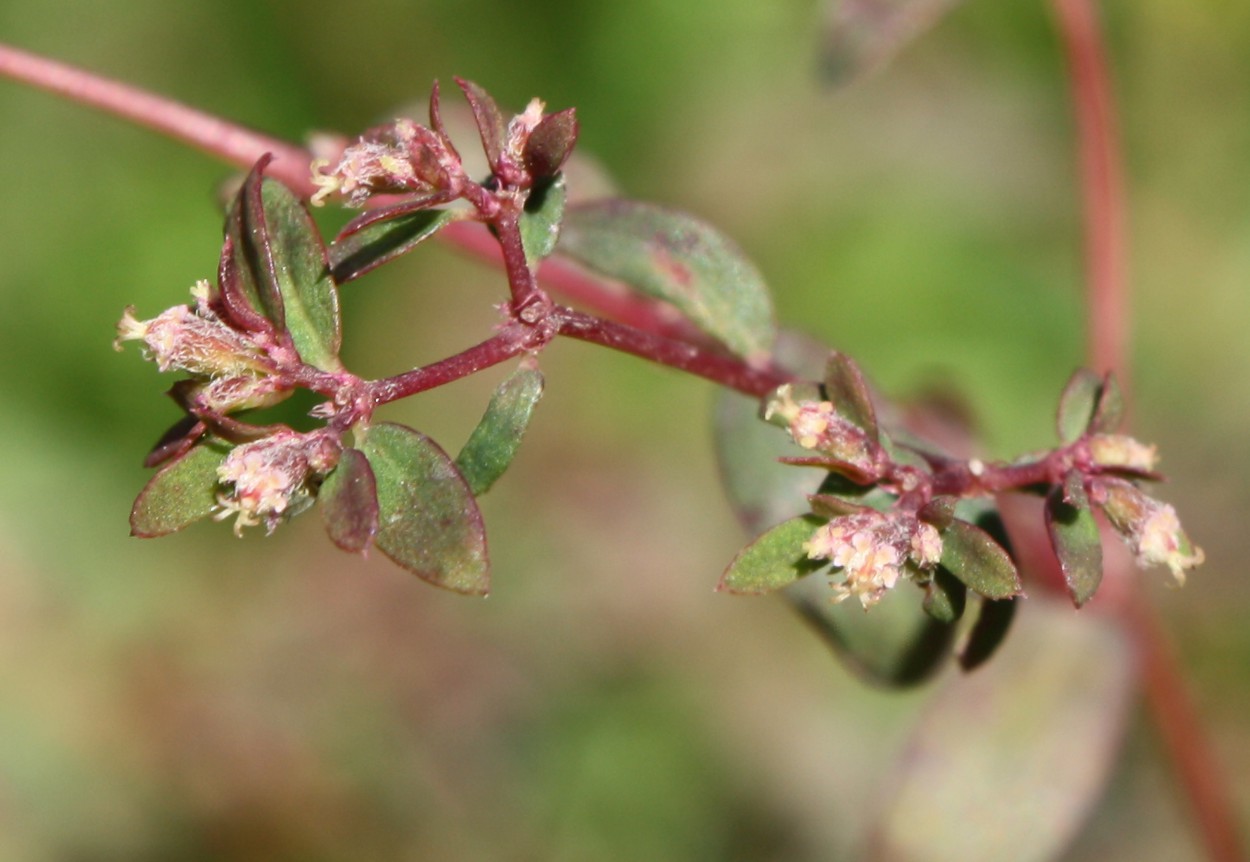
[0,1,1247,859]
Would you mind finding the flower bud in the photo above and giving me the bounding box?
[764,385,876,474]
[1087,433,1159,472]
[1091,477,1203,584]
[116,284,274,379]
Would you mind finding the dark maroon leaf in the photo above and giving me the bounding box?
[958,596,1017,671]
[455,77,507,170]
[523,107,578,180]
[319,447,379,554]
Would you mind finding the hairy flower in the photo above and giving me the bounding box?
[1092,477,1203,584]
[215,430,342,535]
[116,282,273,379]
[803,511,942,608]
[311,119,463,206]
[765,384,876,474]
[1087,433,1159,473]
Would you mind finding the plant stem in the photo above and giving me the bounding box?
[1051,0,1129,381]
[369,324,541,406]
[555,307,789,397]
[1050,3,1243,859]
[0,43,313,194]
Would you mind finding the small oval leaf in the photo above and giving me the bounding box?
[719,515,826,595]
[455,364,545,496]
[922,566,966,624]
[1056,368,1102,444]
[130,440,229,537]
[330,202,455,283]
[520,175,566,269]
[254,177,343,371]
[1045,472,1103,607]
[939,519,1022,600]
[523,107,578,180]
[559,199,776,360]
[358,422,489,594]
[1090,372,1124,434]
[319,447,379,554]
[823,351,878,440]
[455,77,507,170]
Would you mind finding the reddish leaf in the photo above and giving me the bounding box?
[319,447,379,554]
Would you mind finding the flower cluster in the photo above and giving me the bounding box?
[215,430,342,535]
[765,384,877,476]
[803,511,943,608]
[311,117,465,207]
[114,282,288,415]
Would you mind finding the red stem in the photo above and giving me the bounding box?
[555,307,789,397]
[369,324,540,406]
[1051,0,1129,381]
[1051,3,1243,859]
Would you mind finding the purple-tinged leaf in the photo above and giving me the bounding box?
[523,107,578,180]
[319,447,379,554]
[519,175,566,268]
[939,519,1022,600]
[560,199,776,361]
[921,566,965,624]
[718,515,825,595]
[821,0,965,86]
[1090,372,1124,434]
[358,422,489,595]
[427,81,461,162]
[958,595,1016,672]
[216,232,272,334]
[823,351,878,441]
[454,364,545,496]
[1045,471,1102,607]
[330,203,456,283]
[455,77,507,170]
[1056,368,1103,444]
[871,600,1134,862]
[130,440,229,537]
[254,177,342,371]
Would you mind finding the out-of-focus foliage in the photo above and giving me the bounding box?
[0,1,1246,859]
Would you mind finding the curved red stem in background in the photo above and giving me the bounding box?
[1050,3,1244,860]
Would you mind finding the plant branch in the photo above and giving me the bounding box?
[0,43,314,194]
[554,307,790,398]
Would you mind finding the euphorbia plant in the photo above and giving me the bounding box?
[0,2,1238,859]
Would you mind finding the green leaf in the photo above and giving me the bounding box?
[922,566,966,624]
[823,351,878,440]
[330,203,455,283]
[455,364,545,496]
[358,422,489,594]
[130,440,229,537]
[786,573,958,687]
[718,515,825,595]
[520,175,566,269]
[1045,471,1103,607]
[253,178,343,371]
[871,600,1134,862]
[939,519,1022,600]
[1056,368,1102,444]
[559,199,776,360]
[319,447,379,554]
